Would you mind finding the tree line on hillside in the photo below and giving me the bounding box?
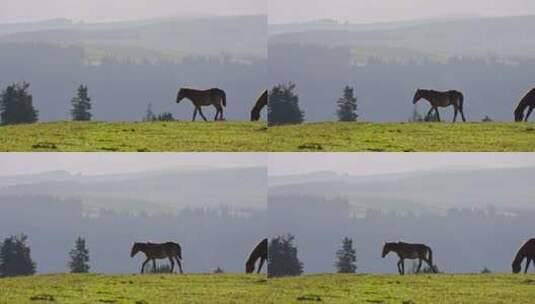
[0,44,265,121]
[269,44,535,122]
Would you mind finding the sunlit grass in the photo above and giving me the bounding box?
[269,122,535,152]
[0,121,268,152]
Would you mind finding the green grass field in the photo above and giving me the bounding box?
[0,121,268,152]
[270,274,535,303]
[0,274,268,304]
[269,122,535,152]
[1,273,534,303]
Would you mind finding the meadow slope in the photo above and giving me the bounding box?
[268,122,535,152]
[0,274,268,304]
[0,121,268,152]
[270,274,535,304]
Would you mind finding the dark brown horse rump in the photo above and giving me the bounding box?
[382,241,436,275]
[514,88,535,122]
[413,89,466,122]
[246,238,268,274]
[512,238,535,273]
[176,87,227,121]
[251,90,267,121]
[131,241,183,274]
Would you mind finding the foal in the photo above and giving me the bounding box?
[413,89,466,122]
[131,241,183,274]
[176,87,227,121]
[382,241,436,275]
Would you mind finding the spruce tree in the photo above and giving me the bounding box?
[336,86,358,122]
[0,82,38,125]
[268,83,305,126]
[0,234,36,277]
[268,234,303,277]
[335,237,357,273]
[68,237,90,273]
[70,85,92,121]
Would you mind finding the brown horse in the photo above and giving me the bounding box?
[251,90,267,121]
[512,238,535,273]
[382,242,436,275]
[131,241,183,274]
[514,88,535,122]
[176,88,226,121]
[246,238,268,274]
[413,89,466,122]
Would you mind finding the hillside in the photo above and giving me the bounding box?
[269,15,535,60]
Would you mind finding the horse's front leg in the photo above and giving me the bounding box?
[525,106,535,122]
[152,259,157,272]
[525,258,532,274]
[426,107,435,120]
[192,108,198,121]
[198,107,208,122]
[257,257,266,274]
[397,259,403,275]
[453,107,458,123]
[141,258,150,274]
[416,259,423,273]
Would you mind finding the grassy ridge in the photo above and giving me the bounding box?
[0,121,268,152]
[270,274,535,303]
[268,122,535,152]
[0,274,268,304]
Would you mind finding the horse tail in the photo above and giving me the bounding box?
[221,90,227,107]
[427,246,435,272]
[458,92,464,112]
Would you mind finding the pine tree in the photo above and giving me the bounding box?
[0,234,36,277]
[68,237,90,273]
[70,85,92,121]
[335,237,357,273]
[143,103,156,121]
[336,86,358,122]
[268,82,305,126]
[268,234,303,277]
[0,82,38,125]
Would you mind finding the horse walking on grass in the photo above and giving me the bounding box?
[514,88,535,122]
[382,242,436,275]
[246,238,268,274]
[176,88,226,121]
[413,89,466,122]
[251,90,267,121]
[512,238,535,274]
[131,241,183,274]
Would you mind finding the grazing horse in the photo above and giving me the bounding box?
[130,241,183,274]
[251,90,268,121]
[413,89,466,122]
[512,238,535,274]
[176,88,226,121]
[514,88,535,122]
[382,242,436,275]
[246,238,268,274]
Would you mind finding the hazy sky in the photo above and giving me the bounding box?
[268,153,535,176]
[0,0,266,23]
[0,153,266,176]
[269,0,535,24]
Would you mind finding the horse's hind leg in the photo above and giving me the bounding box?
[453,107,458,123]
[192,108,198,121]
[435,108,441,122]
[416,259,423,273]
[168,257,175,273]
[175,256,184,274]
[152,259,157,272]
[198,107,208,122]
